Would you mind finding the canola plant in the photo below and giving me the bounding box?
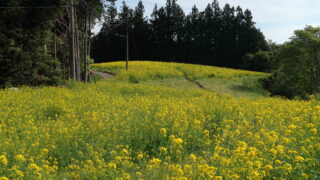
[0,62,319,179]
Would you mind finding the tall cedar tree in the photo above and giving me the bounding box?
[0,0,108,87]
[92,0,269,72]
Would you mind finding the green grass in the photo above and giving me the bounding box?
[92,61,270,98]
[197,77,270,98]
[2,61,320,179]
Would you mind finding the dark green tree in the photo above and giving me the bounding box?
[91,0,268,72]
[0,0,107,87]
[265,26,320,98]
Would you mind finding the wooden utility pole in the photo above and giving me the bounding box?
[74,7,81,80]
[126,13,129,71]
[69,0,76,80]
[87,11,92,82]
[83,9,88,82]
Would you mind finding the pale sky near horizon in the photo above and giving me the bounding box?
[93,0,320,44]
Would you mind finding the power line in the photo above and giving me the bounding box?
[0,6,70,9]
[76,0,101,17]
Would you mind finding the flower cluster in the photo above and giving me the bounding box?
[0,62,318,179]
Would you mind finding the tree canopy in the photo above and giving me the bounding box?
[264,26,320,98]
[92,0,269,71]
[0,0,108,87]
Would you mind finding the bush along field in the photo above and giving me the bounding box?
[0,61,319,179]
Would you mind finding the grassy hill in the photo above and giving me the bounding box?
[92,61,270,98]
[0,61,319,179]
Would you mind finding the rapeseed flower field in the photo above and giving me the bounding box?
[0,61,319,179]
[91,61,267,82]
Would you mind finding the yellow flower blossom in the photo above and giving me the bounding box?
[264,165,273,171]
[0,155,8,167]
[275,160,282,165]
[28,163,41,172]
[160,147,167,154]
[107,162,117,170]
[1,61,320,179]
[282,163,293,172]
[137,153,144,160]
[295,156,304,162]
[149,158,161,165]
[160,128,167,137]
[189,154,197,163]
[173,138,184,145]
[15,154,26,162]
[203,130,210,136]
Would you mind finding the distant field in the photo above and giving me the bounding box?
[92,61,270,98]
[0,61,319,179]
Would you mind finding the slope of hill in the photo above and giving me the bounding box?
[0,62,319,179]
[92,61,270,98]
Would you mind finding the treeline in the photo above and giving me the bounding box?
[264,26,320,99]
[92,0,271,71]
[0,0,109,88]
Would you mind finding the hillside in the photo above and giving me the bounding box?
[0,62,319,179]
[92,61,270,98]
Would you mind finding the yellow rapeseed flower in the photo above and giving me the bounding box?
[203,130,210,136]
[160,147,167,154]
[310,128,317,134]
[315,143,320,151]
[28,163,42,171]
[137,153,144,160]
[107,162,117,170]
[122,173,130,180]
[288,124,297,129]
[295,156,304,162]
[160,128,167,137]
[264,165,273,171]
[189,154,197,163]
[15,154,26,162]
[275,160,282,165]
[149,158,161,165]
[173,138,184,145]
[282,163,293,172]
[301,173,308,179]
[122,149,129,156]
[0,155,8,167]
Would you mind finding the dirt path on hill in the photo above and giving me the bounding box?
[90,70,115,79]
[90,70,207,90]
[193,80,206,89]
[181,73,206,90]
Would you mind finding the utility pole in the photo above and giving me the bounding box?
[83,9,88,82]
[87,11,92,82]
[75,6,81,80]
[126,12,129,71]
[69,0,76,80]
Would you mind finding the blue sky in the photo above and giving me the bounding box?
[94,0,320,44]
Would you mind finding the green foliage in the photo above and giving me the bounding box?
[0,0,107,87]
[264,26,320,99]
[1,63,320,178]
[92,61,270,98]
[44,104,65,120]
[241,51,273,72]
[92,0,269,71]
